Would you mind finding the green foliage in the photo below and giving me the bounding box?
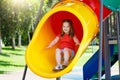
[0,0,59,46]
[41,0,59,17]
[0,0,40,45]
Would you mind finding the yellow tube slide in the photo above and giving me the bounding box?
[25,1,99,78]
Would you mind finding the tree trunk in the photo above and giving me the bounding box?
[18,34,21,47]
[28,32,31,43]
[34,0,44,28]
[12,37,16,49]
[0,31,2,53]
[0,38,2,54]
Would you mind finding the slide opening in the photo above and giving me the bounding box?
[26,10,85,78]
[34,11,83,73]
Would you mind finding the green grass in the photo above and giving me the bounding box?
[0,46,26,74]
[0,45,99,74]
[76,46,99,66]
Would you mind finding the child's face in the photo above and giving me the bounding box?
[62,22,70,34]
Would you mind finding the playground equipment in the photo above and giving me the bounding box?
[103,0,120,11]
[83,44,118,80]
[25,0,99,78]
[83,12,120,80]
[81,0,111,20]
[24,0,120,79]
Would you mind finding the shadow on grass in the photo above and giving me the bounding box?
[0,61,25,67]
[9,53,24,56]
[2,47,23,51]
[0,53,10,57]
[0,71,8,74]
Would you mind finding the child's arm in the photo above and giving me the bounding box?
[73,36,80,46]
[73,36,80,52]
[46,36,60,48]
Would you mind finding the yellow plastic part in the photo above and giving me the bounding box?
[25,1,99,78]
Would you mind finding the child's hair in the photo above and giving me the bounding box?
[61,19,74,37]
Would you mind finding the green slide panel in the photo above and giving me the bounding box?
[103,0,120,11]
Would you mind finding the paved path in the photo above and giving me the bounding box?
[0,67,83,80]
[0,68,55,80]
[0,66,119,80]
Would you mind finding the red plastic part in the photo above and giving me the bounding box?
[81,0,112,20]
[48,11,83,42]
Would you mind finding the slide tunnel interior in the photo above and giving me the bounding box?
[26,11,83,78]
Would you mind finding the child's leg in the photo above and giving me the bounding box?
[63,48,72,65]
[55,48,62,65]
[53,48,63,70]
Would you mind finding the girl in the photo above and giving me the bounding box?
[47,19,80,71]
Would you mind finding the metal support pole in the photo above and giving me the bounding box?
[103,19,111,80]
[92,41,94,53]
[109,16,112,38]
[56,77,61,80]
[98,0,103,80]
[22,65,28,80]
[116,12,120,76]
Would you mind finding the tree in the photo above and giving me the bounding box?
[0,0,40,48]
[0,0,6,52]
[0,0,59,49]
[34,0,44,28]
[0,30,2,53]
[0,2,2,53]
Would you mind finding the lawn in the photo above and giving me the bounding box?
[76,46,99,66]
[0,46,99,74]
[0,46,26,74]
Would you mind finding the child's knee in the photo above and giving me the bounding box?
[56,48,61,53]
[63,48,69,53]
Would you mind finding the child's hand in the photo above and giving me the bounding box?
[46,45,52,49]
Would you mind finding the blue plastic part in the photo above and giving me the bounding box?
[83,44,116,80]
